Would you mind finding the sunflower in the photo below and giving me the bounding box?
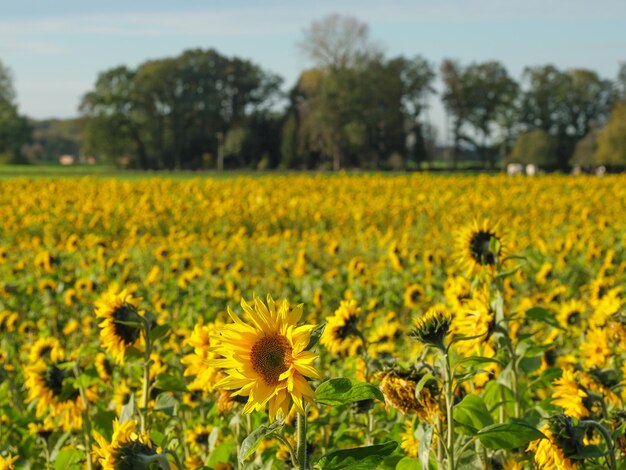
[92,419,165,470]
[181,323,220,391]
[0,455,18,469]
[29,337,63,363]
[527,416,579,470]
[579,326,611,369]
[399,419,419,458]
[320,300,362,356]
[552,369,588,419]
[95,289,143,364]
[185,424,215,453]
[451,286,494,354]
[95,353,113,382]
[403,283,425,309]
[378,369,439,421]
[211,295,321,421]
[24,358,87,431]
[411,305,451,350]
[557,300,587,330]
[458,219,504,273]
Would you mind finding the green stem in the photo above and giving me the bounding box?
[297,405,308,470]
[140,321,152,434]
[275,433,297,468]
[74,363,93,470]
[444,353,455,470]
[580,420,617,470]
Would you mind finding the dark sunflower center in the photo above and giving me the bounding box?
[469,231,498,265]
[112,305,141,345]
[44,365,79,401]
[410,289,421,303]
[251,334,292,385]
[39,345,53,360]
[567,311,581,326]
[335,316,358,340]
[195,432,210,445]
[116,441,157,470]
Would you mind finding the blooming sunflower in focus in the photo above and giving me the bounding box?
[212,295,321,421]
[95,289,143,364]
[458,219,504,273]
[320,300,362,356]
[552,368,589,419]
[93,419,164,470]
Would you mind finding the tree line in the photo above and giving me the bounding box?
[2,14,626,170]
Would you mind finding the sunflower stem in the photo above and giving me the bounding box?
[444,352,455,470]
[580,420,617,470]
[296,404,308,470]
[74,362,93,470]
[140,319,152,434]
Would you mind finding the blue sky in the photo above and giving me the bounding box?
[1,0,625,141]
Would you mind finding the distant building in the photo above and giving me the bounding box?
[59,154,75,165]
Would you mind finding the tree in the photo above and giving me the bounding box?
[441,60,518,166]
[80,49,282,170]
[507,129,556,166]
[570,130,599,167]
[298,14,380,70]
[0,59,31,163]
[594,101,626,165]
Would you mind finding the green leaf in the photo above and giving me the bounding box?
[150,430,165,447]
[238,420,284,464]
[92,409,117,440]
[417,423,433,470]
[155,373,188,392]
[458,356,502,368]
[154,393,179,416]
[149,323,171,341]
[54,449,83,470]
[124,346,144,360]
[306,323,325,351]
[414,372,434,399]
[315,378,384,406]
[316,441,397,470]
[477,421,545,449]
[208,438,236,466]
[395,457,423,470]
[525,307,563,330]
[453,394,494,435]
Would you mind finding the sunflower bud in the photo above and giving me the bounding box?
[411,306,451,350]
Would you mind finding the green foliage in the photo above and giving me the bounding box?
[315,378,385,406]
[595,101,626,165]
[316,441,398,469]
[508,129,556,166]
[476,422,545,449]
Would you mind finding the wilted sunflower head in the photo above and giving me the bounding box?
[411,306,451,350]
[548,414,586,459]
[458,220,504,273]
[378,368,439,421]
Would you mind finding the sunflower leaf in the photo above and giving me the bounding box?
[306,323,325,351]
[238,420,283,464]
[477,421,545,449]
[525,307,563,330]
[149,323,171,341]
[453,394,493,435]
[119,394,135,423]
[316,441,397,469]
[154,393,179,416]
[315,378,384,406]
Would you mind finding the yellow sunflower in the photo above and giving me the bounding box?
[527,419,578,470]
[0,455,18,470]
[211,295,321,421]
[403,283,425,309]
[320,300,362,356]
[24,358,89,431]
[95,289,143,364]
[451,286,494,354]
[399,419,419,458]
[557,300,587,330]
[457,219,504,274]
[552,368,588,419]
[92,419,163,470]
[181,323,220,391]
[411,305,451,350]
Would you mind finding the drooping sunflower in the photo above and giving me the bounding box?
[552,368,589,419]
[95,289,143,364]
[378,369,439,421]
[211,295,321,421]
[411,305,451,350]
[457,219,504,274]
[92,419,165,470]
[320,300,362,356]
[527,416,580,470]
[24,357,88,431]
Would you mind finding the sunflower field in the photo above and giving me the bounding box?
[1,174,626,470]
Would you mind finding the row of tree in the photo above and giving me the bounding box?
[2,15,626,170]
